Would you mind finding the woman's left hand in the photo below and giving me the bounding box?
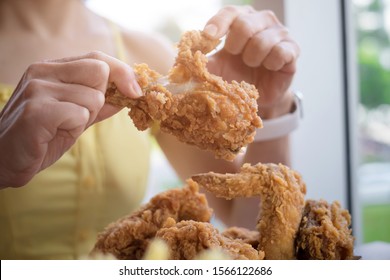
[204,5,300,119]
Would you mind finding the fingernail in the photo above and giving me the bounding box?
[203,24,218,38]
[131,81,143,98]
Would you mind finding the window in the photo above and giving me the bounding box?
[284,0,390,250]
[352,0,390,244]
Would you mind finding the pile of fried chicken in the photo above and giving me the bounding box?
[105,30,262,161]
[92,163,357,260]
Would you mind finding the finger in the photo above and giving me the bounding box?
[20,99,90,142]
[93,103,123,124]
[53,102,90,139]
[49,51,143,98]
[84,51,143,98]
[24,59,109,91]
[262,40,300,72]
[241,27,289,67]
[17,78,105,127]
[203,5,255,39]
[42,80,105,126]
[1,76,106,128]
[224,11,282,55]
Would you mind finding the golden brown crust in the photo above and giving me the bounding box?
[92,163,357,260]
[92,180,213,260]
[192,163,307,259]
[295,199,357,260]
[221,227,260,248]
[105,30,262,161]
[156,219,264,260]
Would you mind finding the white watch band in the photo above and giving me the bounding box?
[254,90,303,142]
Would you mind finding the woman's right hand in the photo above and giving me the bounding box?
[0,51,142,189]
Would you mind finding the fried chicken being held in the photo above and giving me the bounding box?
[155,218,264,260]
[295,199,357,260]
[92,180,212,260]
[105,30,262,161]
[192,163,307,260]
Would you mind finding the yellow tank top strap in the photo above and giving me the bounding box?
[0,83,14,102]
[106,20,160,137]
[107,20,128,62]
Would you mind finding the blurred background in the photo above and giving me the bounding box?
[86,0,390,247]
[354,0,390,244]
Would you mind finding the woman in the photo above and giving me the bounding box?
[0,0,299,259]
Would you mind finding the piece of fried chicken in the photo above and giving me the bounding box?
[221,226,260,249]
[155,218,264,260]
[91,180,212,260]
[106,30,262,161]
[192,162,307,260]
[295,199,357,260]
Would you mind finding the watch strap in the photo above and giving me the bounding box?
[254,90,303,142]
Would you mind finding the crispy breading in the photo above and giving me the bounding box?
[192,163,307,260]
[92,163,357,260]
[295,199,357,260]
[105,31,262,161]
[221,227,260,249]
[92,180,212,260]
[155,219,264,260]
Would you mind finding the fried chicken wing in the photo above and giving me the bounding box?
[155,218,264,260]
[105,30,262,161]
[92,180,212,259]
[191,163,307,260]
[295,199,357,260]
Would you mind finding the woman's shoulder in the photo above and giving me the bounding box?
[119,27,176,75]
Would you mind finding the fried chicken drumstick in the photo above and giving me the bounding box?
[105,30,262,161]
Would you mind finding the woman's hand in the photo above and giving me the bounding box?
[204,5,300,119]
[0,51,142,188]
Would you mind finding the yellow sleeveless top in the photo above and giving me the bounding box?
[0,23,151,259]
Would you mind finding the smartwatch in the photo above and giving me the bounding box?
[254,90,303,142]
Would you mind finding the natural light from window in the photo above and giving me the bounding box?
[353,0,390,245]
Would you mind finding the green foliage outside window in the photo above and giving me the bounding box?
[356,0,390,108]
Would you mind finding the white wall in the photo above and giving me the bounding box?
[284,0,348,206]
